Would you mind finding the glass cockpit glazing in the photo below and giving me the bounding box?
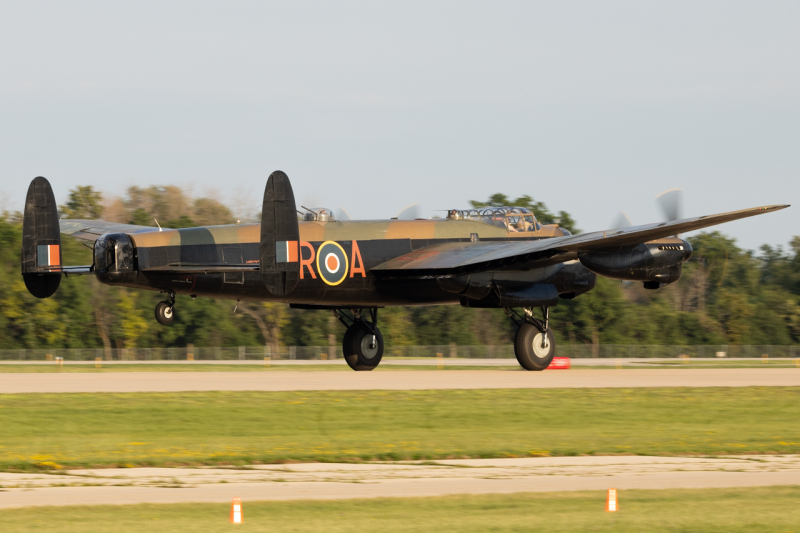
[446,207,541,232]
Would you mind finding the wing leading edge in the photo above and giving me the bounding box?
[372,204,789,277]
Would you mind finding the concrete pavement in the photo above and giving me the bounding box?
[2,368,799,394]
[2,455,798,508]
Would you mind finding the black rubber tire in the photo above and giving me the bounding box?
[514,322,556,371]
[155,301,174,325]
[343,322,383,371]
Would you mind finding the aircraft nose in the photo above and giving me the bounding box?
[682,240,693,262]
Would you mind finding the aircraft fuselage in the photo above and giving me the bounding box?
[95,218,593,307]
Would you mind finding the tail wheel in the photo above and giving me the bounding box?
[514,322,555,371]
[155,301,174,325]
[343,322,383,371]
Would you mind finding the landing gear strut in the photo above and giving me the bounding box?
[504,306,556,371]
[334,308,383,371]
[155,292,175,325]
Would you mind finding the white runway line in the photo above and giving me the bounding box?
[1,455,799,508]
[1,368,799,394]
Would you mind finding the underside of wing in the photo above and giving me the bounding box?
[372,204,789,277]
[60,219,161,242]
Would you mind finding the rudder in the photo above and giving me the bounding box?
[21,176,62,298]
[260,171,300,296]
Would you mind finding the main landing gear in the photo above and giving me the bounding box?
[334,308,384,371]
[155,292,175,325]
[504,307,556,371]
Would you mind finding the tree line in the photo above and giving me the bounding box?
[0,186,797,351]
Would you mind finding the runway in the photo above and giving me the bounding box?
[1,368,799,393]
[1,455,798,508]
[3,357,797,366]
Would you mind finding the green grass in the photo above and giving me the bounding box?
[1,387,800,470]
[2,487,800,532]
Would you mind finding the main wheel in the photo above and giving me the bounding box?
[343,322,383,371]
[155,301,174,325]
[514,322,556,371]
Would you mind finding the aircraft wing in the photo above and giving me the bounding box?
[60,219,161,242]
[371,204,789,277]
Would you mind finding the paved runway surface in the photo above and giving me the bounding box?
[3,357,797,366]
[1,368,799,393]
[1,455,798,508]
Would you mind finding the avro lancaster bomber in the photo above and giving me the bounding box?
[21,172,788,371]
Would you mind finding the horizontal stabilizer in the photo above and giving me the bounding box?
[34,265,94,276]
[59,219,160,242]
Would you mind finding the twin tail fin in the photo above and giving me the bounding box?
[21,177,62,298]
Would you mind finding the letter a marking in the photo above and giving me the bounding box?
[350,240,366,278]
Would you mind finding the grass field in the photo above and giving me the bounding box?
[2,487,799,532]
[1,387,799,470]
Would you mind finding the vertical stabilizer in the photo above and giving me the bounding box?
[260,171,300,296]
[21,176,62,298]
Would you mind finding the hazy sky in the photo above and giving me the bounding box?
[1,1,797,251]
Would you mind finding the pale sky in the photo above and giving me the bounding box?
[1,1,797,252]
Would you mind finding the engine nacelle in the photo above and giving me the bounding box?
[94,233,137,284]
[578,238,692,286]
[460,283,559,308]
[440,261,597,308]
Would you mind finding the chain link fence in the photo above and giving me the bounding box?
[0,344,798,361]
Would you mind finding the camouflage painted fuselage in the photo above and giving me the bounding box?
[98,218,593,307]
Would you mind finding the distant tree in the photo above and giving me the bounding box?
[238,302,289,352]
[122,189,234,228]
[193,198,235,226]
[164,215,196,229]
[124,185,193,225]
[59,186,103,219]
[129,208,155,227]
[113,290,149,349]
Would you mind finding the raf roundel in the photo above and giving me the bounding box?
[316,241,349,286]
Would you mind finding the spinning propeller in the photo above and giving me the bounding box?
[610,188,684,230]
[394,203,421,220]
[655,188,683,222]
[334,207,352,221]
[333,203,422,221]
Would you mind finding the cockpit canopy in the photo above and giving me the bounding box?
[302,207,336,222]
[446,207,542,232]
